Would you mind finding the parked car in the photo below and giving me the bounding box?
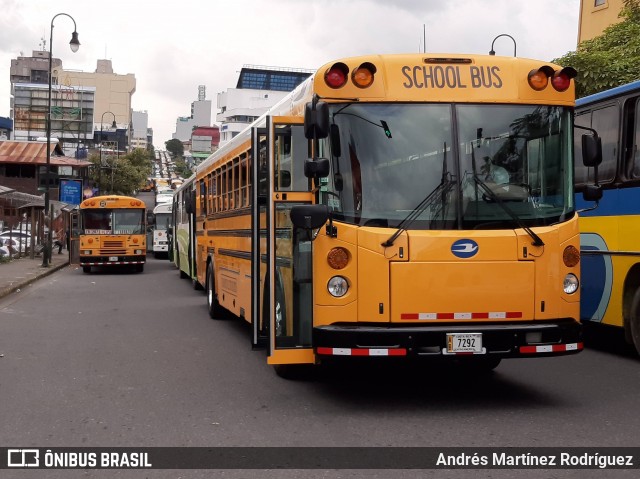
[0,238,21,257]
[0,233,30,253]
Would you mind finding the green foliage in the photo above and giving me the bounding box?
[553,0,640,98]
[88,149,152,196]
[174,157,193,179]
[165,138,184,157]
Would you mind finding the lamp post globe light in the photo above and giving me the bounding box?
[98,112,117,195]
[43,13,80,268]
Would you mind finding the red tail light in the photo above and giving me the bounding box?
[551,67,577,92]
[325,63,349,89]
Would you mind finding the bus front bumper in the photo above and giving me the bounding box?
[313,319,582,358]
[80,255,146,266]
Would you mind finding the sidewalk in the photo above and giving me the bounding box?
[0,250,70,300]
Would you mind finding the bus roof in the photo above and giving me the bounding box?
[575,80,640,108]
[195,53,577,176]
[152,203,172,214]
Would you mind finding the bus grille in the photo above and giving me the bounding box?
[100,240,126,255]
[102,240,125,248]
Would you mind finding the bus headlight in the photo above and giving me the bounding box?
[563,273,579,294]
[134,249,143,254]
[83,250,91,255]
[328,276,349,297]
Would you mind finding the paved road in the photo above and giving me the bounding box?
[1,257,639,478]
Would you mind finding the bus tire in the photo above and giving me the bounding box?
[82,266,91,274]
[192,278,203,290]
[179,268,188,279]
[206,263,224,319]
[136,264,144,273]
[629,288,640,356]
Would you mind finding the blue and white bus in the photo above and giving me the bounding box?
[574,80,640,355]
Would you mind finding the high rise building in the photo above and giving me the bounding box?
[173,85,212,142]
[216,65,313,146]
[9,51,136,154]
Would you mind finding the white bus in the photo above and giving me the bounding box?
[151,202,172,258]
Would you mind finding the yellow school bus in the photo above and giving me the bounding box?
[188,53,600,377]
[79,195,147,273]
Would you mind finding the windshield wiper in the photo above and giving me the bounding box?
[382,142,453,247]
[471,175,544,247]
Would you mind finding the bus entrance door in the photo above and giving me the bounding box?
[253,116,316,365]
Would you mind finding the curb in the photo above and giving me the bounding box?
[0,261,69,300]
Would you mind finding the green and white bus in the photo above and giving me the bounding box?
[171,175,198,283]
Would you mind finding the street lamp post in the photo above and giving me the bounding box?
[98,112,117,195]
[42,13,80,268]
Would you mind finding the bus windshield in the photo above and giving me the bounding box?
[321,103,574,229]
[82,209,145,234]
[154,213,171,230]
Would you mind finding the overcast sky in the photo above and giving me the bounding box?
[1,0,581,147]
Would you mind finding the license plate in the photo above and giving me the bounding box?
[446,333,483,354]
[109,256,118,262]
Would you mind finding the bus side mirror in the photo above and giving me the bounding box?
[582,134,602,167]
[583,184,603,202]
[290,204,329,230]
[304,101,330,139]
[304,158,330,178]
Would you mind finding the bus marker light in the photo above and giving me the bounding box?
[352,63,376,88]
[325,63,349,88]
[328,276,348,297]
[563,273,579,294]
[563,245,580,267]
[527,66,554,91]
[132,237,139,244]
[551,67,577,92]
[88,238,94,244]
[327,247,349,269]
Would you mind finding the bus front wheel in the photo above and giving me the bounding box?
[82,266,91,274]
[629,289,640,355]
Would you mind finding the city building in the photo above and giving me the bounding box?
[216,65,313,146]
[8,52,136,155]
[11,82,95,157]
[60,59,136,150]
[131,110,149,150]
[190,126,220,166]
[0,140,90,228]
[578,0,624,43]
[173,85,212,142]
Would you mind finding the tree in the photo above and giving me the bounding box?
[553,0,640,98]
[165,138,184,158]
[88,148,152,196]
